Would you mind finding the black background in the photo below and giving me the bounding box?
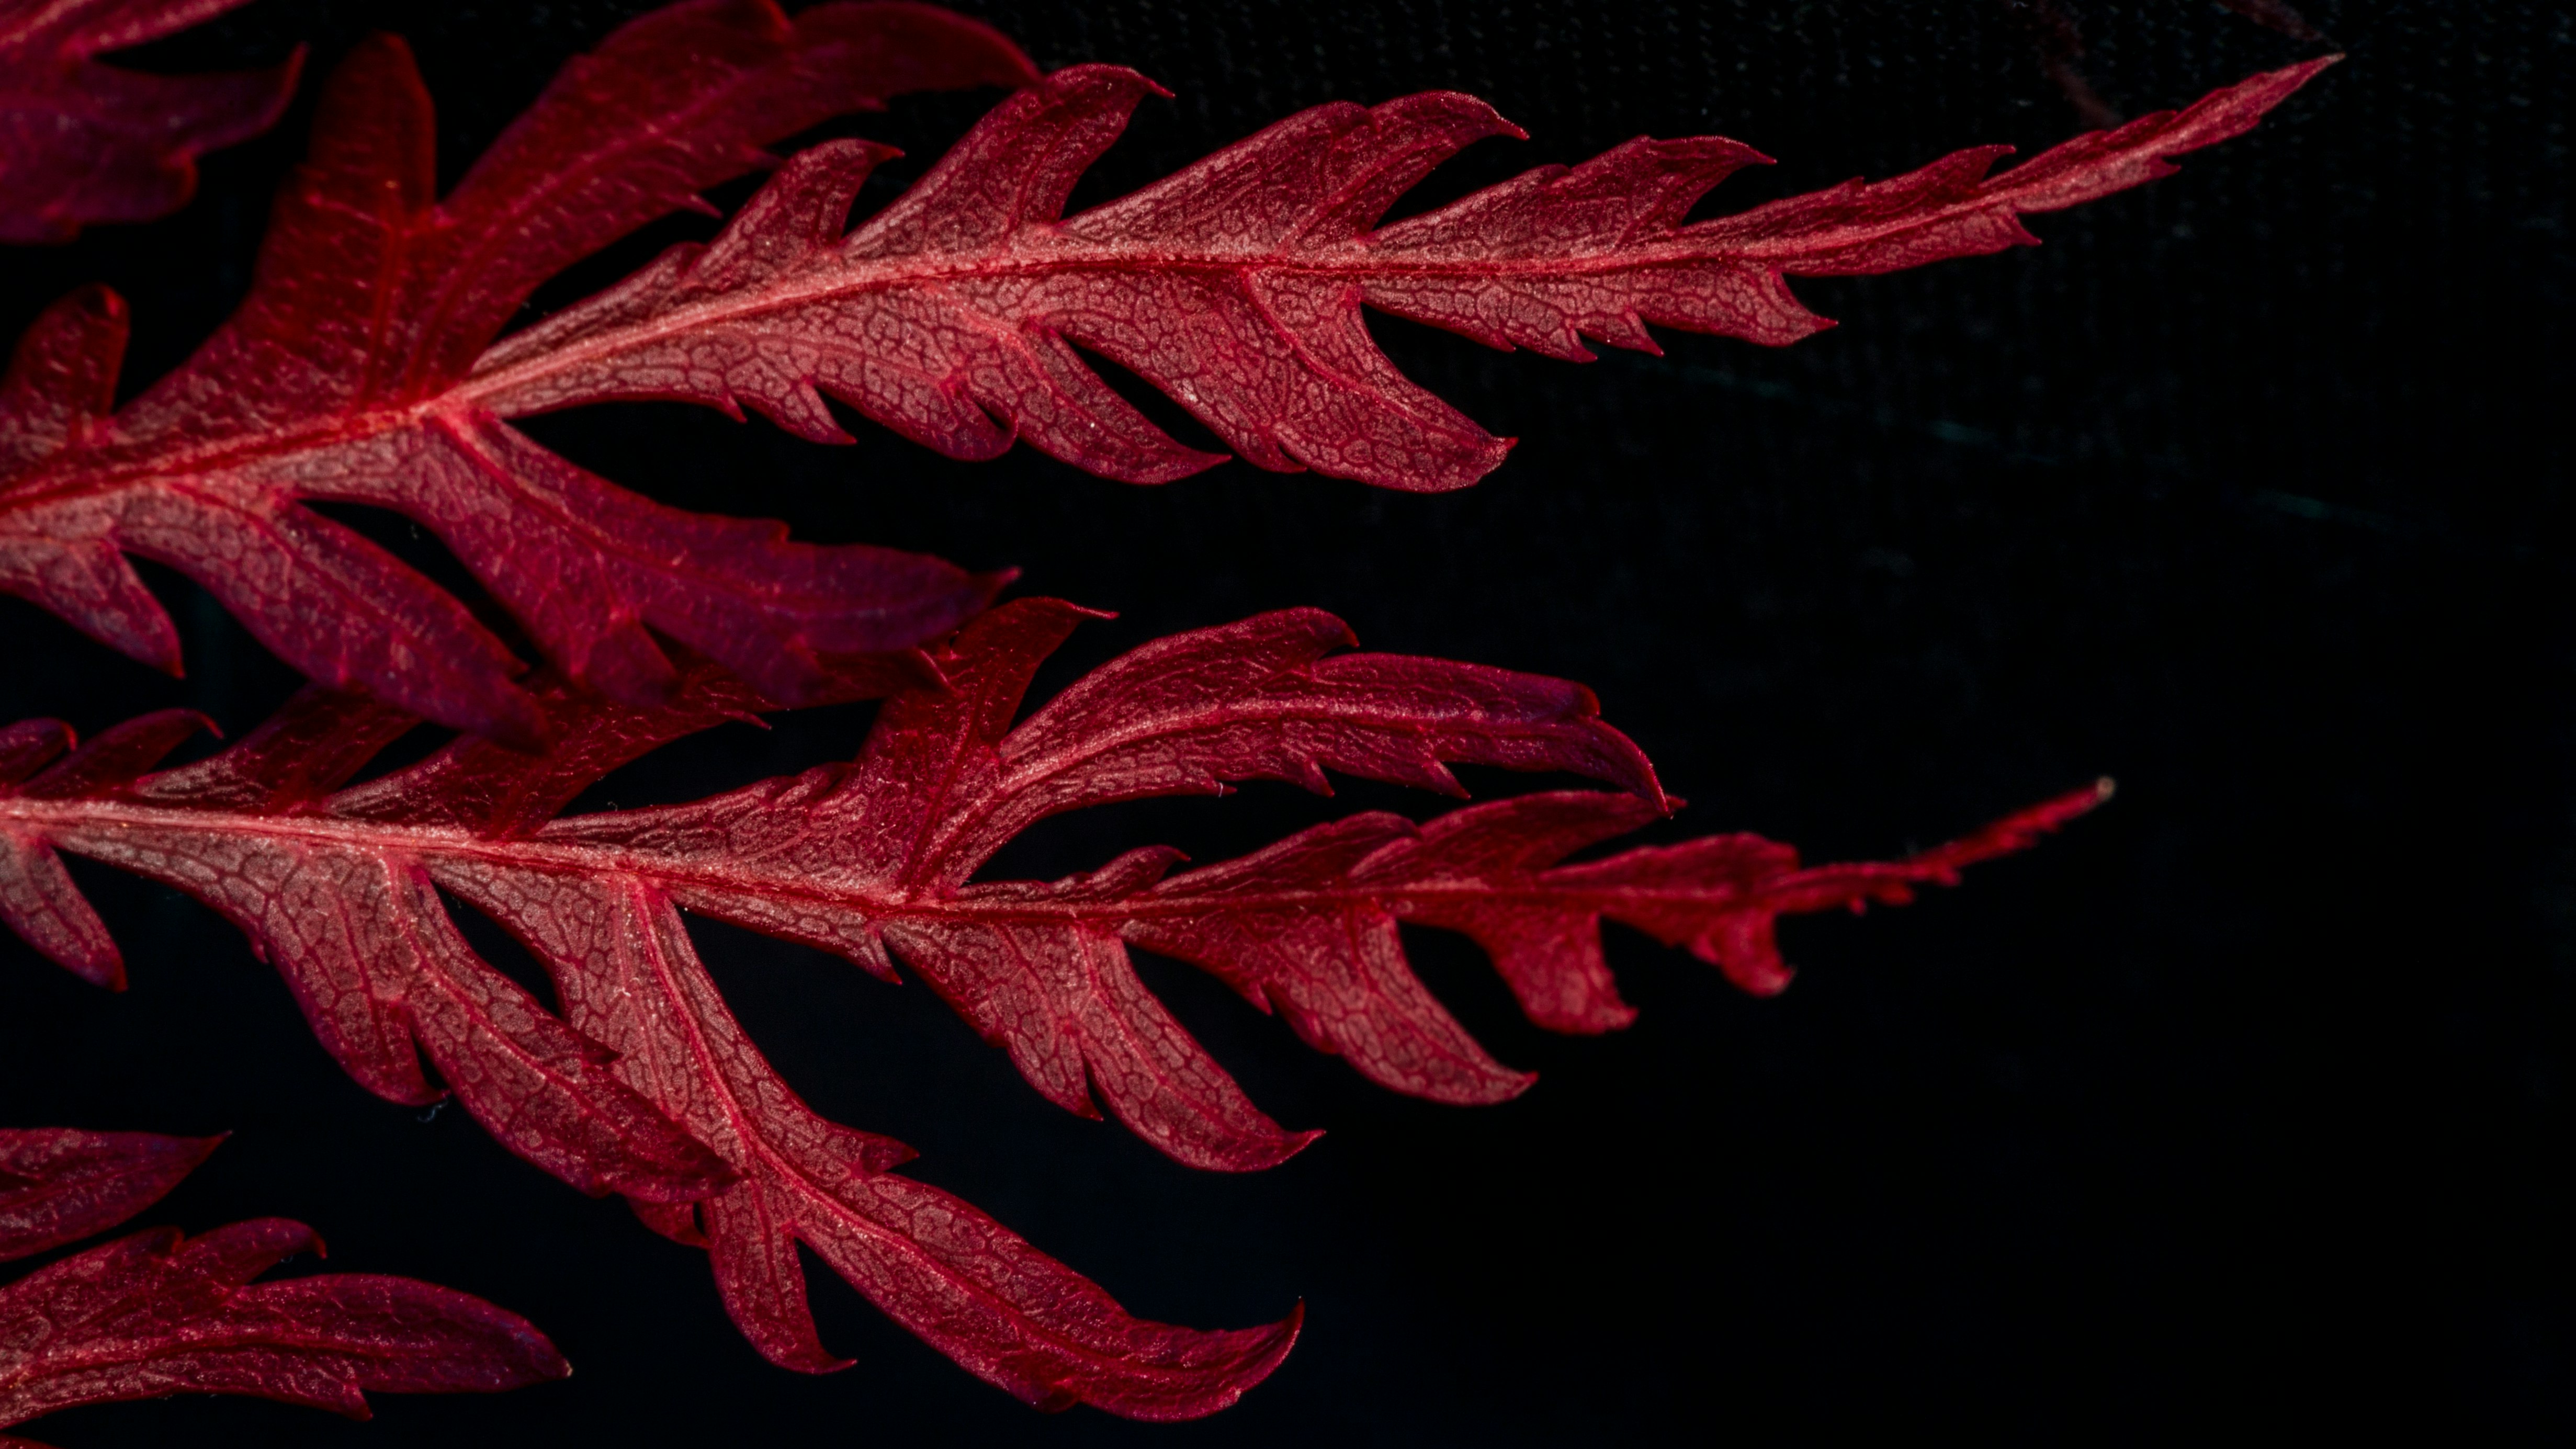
[1,1,2566,1442]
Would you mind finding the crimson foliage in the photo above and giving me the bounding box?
[0,0,301,242]
[0,1,1032,744]
[0,598,2101,1415]
[0,1127,565,1446]
[0,0,2327,1424]
[0,0,2323,743]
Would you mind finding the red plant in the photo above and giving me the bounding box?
[0,598,2105,1415]
[483,54,2331,492]
[0,1127,567,1445]
[0,1,1036,746]
[0,0,2330,744]
[0,0,302,243]
[0,0,2343,1423]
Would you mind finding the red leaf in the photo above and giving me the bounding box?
[0,602,2102,1412]
[0,0,303,243]
[0,1125,566,1441]
[0,1218,567,1433]
[2,32,2324,738]
[0,1,1035,742]
[0,1129,217,1261]
[474,56,2334,491]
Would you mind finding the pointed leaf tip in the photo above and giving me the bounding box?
[0,1128,223,1261]
[5,43,2307,716]
[0,1203,572,1427]
[0,628,2099,1407]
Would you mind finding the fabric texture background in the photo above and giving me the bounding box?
[0,2,2563,1441]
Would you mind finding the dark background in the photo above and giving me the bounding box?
[1,0,2565,1441]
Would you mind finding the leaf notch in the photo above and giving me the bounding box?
[0,0,1036,744]
[0,1127,568,1442]
[471,55,2337,491]
[0,0,306,243]
[0,33,2331,740]
[0,601,2104,1413]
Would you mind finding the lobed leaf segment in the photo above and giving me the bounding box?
[0,601,2104,1416]
[0,0,303,243]
[0,0,2331,742]
[0,1127,566,1446]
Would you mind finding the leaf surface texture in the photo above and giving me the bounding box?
[477,55,2333,490]
[0,602,2102,1413]
[0,1128,566,1443]
[0,0,302,242]
[0,0,1034,741]
[0,13,2327,739]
